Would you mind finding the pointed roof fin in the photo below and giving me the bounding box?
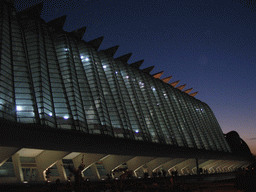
[184,88,193,94]
[153,71,164,79]
[177,84,187,90]
[162,76,172,83]
[70,26,86,40]
[190,92,198,97]
[104,45,119,57]
[115,53,132,63]
[170,80,180,87]
[88,36,104,51]
[130,60,144,68]
[18,2,43,18]
[142,66,154,73]
[47,15,67,31]
[169,80,180,87]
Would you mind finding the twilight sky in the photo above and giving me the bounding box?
[15,0,256,154]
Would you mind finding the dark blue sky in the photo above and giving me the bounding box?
[15,0,256,154]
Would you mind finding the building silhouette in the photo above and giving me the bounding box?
[0,0,253,183]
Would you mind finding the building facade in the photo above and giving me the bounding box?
[0,0,252,183]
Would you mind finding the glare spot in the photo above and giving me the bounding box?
[64,116,69,119]
[16,106,22,111]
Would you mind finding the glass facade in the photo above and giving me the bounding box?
[0,1,231,153]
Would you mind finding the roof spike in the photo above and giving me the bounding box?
[170,80,180,87]
[17,2,44,18]
[142,66,154,74]
[162,76,172,83]
[152,71,164,79]
[104,45,119,57]
[184,88,193,94]
[69,26,86,40]
[88,36,104,51]
[190,92,198,97]
[177,84,187,90]
[114,53,132,63]
[47,15,67,31]
[130,60,144,68]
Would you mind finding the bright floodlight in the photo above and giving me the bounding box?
[16,106,22,111]
[64,116,69,119]
[85,57,89,61]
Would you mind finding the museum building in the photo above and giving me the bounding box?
[0,0,253,183]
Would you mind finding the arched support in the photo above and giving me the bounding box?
[12,153,23,183]
[0,147,20,166]
[169,159,195,175]
[55,160,67,182]
[126,156,156,177]
[191,159,210,174]
[35,150,70,182]
[203,160,224,173]
[73,153,107,180]
[100,155,134,179]
[159,158,187,176]
[136,157,171,177]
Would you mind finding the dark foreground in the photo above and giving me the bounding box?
[0,171,255,192]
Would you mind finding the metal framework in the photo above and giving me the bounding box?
[0,1,231,153]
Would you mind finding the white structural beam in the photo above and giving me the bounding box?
[73,153,107,180]
[12,153,23,183]
[55,160,67,182]
[190,159,209,174]
[203,160,224,173]
[135,157,172,177]
[35,150,70,182]
[101,155,134,179]
[211,160,228,173]
[199,159,214,169]
[0,147,20,166]
[222,161,235,172]
[215,160,233,173]
[157,158,187,176]
[168,158,195,175]
[126,156,156,177]
[73,153,106,170]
